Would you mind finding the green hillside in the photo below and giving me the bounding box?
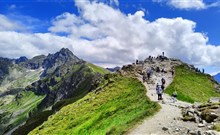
[86,63,110,74]
[0,91,45,134]
[165,65,220,103]
[29,75,160,135]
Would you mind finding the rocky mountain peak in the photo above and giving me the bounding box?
[55,48,79,62]
[15,56,28,64]
[42,48,80,69]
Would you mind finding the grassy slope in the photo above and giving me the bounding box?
[12,63,109,135]
[29,75,160,135]
[0,66,44,134]
[86,63,109,74]
[165,65,220,103]
[0,67,42,92]
[0,91,45,134]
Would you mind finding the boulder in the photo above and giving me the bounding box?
[201,110,218,123]
[162,127,169,131]
[209,97,220,103]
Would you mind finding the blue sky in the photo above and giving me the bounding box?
[0,0,220,74]
[1,0,220,44]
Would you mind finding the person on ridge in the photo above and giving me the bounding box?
[147,69,151,80]
[161,78,166,86]
[171,70,174,77]
[156,83,162,100]
[172,91,177,103]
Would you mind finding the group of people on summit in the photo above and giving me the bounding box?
[145,67,177,103]
[140,52,177,103]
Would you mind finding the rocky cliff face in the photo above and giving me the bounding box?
[19,55,46,69]
[15,56,28,64]
[41,48,81,77]
[0,58,13,84]
[0,48,107,135]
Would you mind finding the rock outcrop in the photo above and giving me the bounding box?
[0,57,13,84]
[182,99,220,133]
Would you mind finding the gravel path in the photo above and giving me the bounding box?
[127,65,212,135]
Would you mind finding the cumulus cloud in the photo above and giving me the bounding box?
[0,14,21,31]
[168,0,205,10]
[47,0,220,67]
[0,14,69,59]
[153,0,220,10]
[0,31,73,58]
[1,0,220,69]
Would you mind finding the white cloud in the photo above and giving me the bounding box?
[153,0,220,10]
[0,31,73,58]
[1,0,220,71]
[47,0,220,67]
[168,0,205,10]
[0,14,21,31]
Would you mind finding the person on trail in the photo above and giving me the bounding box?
[156,83,162,100]
[161,84,165,92]
[161,78,165,85]
[172,91,177,103]
[143,74,146,82]
[171,70,174,77]
[156,67,160,72]
[146,69,151,80]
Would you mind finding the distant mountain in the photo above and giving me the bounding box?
[106,66,120,72]
[15,56,28,64]
[0,48,109,135]
[214,73,220,83]
[19,55,46,69]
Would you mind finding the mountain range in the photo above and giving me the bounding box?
[214,73,220,83]
[0,48,220,135]
[0,48,109,135]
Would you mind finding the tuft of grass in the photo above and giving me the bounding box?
[29,75,160,135]
[86,63,109,75]
[165,65,220,103]
[213,123,220,131]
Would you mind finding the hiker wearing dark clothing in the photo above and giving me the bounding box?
[146,68,152,80]
[156,83,162,100]
[172,91,177,103]
[161,78,165,85]
[147,72,150,80]
[156,67,160,72]
[171,70,174,77]
[142,75,146,82]
[161,84,165,92]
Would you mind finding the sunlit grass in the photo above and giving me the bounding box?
[165,65,220,103]
[29,75,160,135]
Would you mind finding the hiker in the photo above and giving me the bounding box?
[171,70,174,77]
[156,83,162,100]
[161,84,165,92]
[142,74,146,82]
[172,91,177,103]
[136,59,139,64]
[146,68,152,80]
[161,78,166,86]
[156,67,160,72]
